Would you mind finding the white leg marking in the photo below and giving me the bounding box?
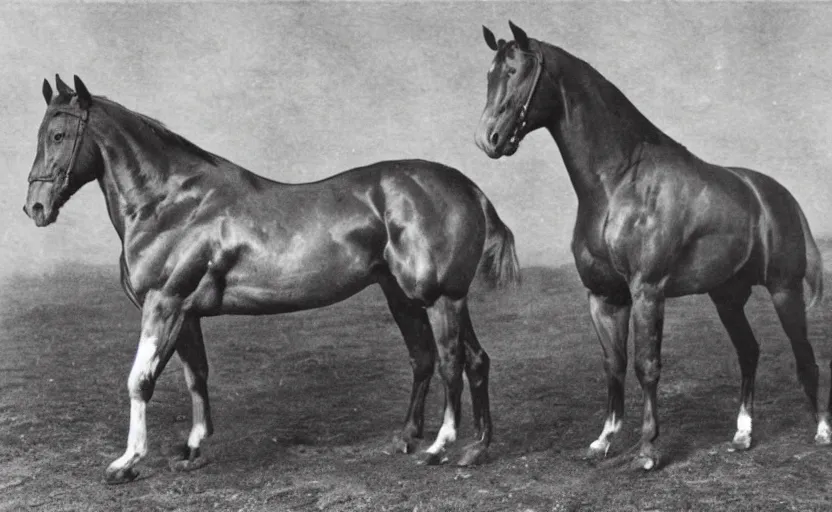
[736,405,752,434]
[182,363,209,449]
[731,404,753,450]
[130,336,160,388]
[425,406,457,455]
[589,413,621,455]
[108,335,159,472]
[188,423,208,449]
[815,414,831,445]
[107,399,147,471]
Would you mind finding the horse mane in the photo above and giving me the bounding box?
[539,42,668,146]
[96,96,219,165]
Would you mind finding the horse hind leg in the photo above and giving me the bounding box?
[419,295,465,466]
[456,302,492,466]
[768,282,829,445]
[378,275,436,454]
[709,284,759,451]
[170,317,213,471]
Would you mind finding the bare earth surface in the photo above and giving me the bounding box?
[2,255,832,511]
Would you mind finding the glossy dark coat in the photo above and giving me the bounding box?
[25,76,520,483]
[476,22,829,469]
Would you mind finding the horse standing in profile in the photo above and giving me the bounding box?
[475,21,829,470]
[24,75,520,483]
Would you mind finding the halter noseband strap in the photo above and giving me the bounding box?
[28,108,89,184]
[509,46,544,145]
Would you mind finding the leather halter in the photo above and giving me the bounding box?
[508,47,544,145]
[28,107,89,185]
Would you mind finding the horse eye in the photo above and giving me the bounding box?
[53,133,64,142]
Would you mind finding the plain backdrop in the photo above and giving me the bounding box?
[2,1,831,278]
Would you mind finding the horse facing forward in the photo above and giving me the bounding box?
[475,22,829,470]
[24,75,520,483]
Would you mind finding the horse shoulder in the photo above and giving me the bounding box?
[602,166,714,283]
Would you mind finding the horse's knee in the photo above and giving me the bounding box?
[437,356,464,385]
[465,347,490,375]
[635,358,661,386]
[128,372,156,402]
[464,349,489,389]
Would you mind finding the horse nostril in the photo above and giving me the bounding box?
[31,202,44,214]
[490,132,500,146]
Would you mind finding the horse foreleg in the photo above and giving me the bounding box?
[419,296,464,465]
[586,291,631,458]
[631,281,664,470]
[105,289,185,484]
[709,284,758,451]
[170,317,213,471]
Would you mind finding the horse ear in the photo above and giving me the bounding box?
[74,75,92,110]
[483,26,499,51]
[508,20,530,51]
[55,74,74,97]
[42,79,53,105]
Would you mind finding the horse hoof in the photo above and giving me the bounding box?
[416,451,447,466]
[729,433,752,452]
[456,442,488,467]
[168,445,210,472]
[389,435,418,455]
[170,456,209,472]
[104,467,139,485]
[634,450,659,471]
[585,439,610,459]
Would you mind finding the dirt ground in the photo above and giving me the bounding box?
[2,256,832,511]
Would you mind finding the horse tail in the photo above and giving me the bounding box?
[477,192,521,289]
[798,206,823,310]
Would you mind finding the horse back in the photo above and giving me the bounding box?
[602,154,766,295]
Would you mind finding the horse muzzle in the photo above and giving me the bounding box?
[475,111,524,159]
[24,201,57,227]
[24,183,59,227]
[476,126,520,159]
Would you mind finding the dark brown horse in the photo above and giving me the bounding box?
[24,75,520,483]
[475,22,829,469]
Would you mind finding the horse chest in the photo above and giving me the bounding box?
[571,225,626,296]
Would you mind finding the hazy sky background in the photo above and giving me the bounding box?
[2,1,832,279]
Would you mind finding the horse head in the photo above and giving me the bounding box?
[25,75,100,226]
[475,21,557,159]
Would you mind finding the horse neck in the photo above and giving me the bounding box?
[541,44,673,203]
[91,102,201,239]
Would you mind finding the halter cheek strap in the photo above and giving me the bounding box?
[509,47,544,145]
[28,108,89,185]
